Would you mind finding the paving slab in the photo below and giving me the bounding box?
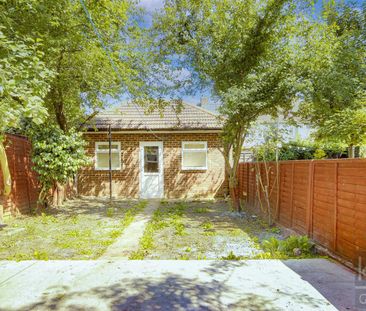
[0,259,356,311]
[101,200,159,259]
[284,259,360,311]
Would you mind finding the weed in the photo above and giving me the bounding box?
[262,237,281,254]
[79,249,93,256]
[202,231,216,236]
[25,224,36,235]
[229,228,243,236]
[281,235,314,256]
[129,250,145,260]
[195,207,208,214]
[174,223,186,236]
[40,213,58,224]
[267,226,281,234]
[33,250,49,260]
[221,251,242,260]
[201,222,213,230]
[261,235,314,258]
[109,229,122,239]
[70,215,79,224]
[106,207,114,217]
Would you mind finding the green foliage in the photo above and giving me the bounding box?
[221,251,242,260]
[315,109,366,152]
[33,250,49,260]
[28,125,90,201]
[297,3,366,148]
[253,131,347,161]
[0,26,52,135]
[261,235,314,258]
[201,222,213,230]
[313,149,327,159]
[1,0,164,132]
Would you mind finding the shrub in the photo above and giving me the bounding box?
[261,235,314,258]
[27,124,90,205]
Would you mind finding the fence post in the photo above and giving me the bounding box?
[290,162,295,228]
[23,141,32,212]
[307,161,314,238]
[276,162,281,221]
[333,162,338,252]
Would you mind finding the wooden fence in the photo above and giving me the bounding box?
[0,134,39,215]
[237,159,366,266]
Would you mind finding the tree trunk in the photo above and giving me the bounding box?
[53,101,67,132]
[229,175,240,211]
[348,145,355,158]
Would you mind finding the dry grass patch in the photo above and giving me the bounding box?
[0,198,147,260]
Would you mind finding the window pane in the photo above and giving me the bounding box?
[97,144,119,150]
[96,153,120,169]
[183,151,206,168]
[184,143,206,150]
[144,146,159,173]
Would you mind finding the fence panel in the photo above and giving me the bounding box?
[0,134,39,215]
[236,159,366,266]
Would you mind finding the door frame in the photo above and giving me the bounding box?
[139,141,164,199]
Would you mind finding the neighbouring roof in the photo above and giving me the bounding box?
[85,102,223,131]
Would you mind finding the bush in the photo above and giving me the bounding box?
[254,138,347,161]
[28,125,90,204]
[261,235,314,258]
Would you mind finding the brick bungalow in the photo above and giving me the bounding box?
[78,102,227,199]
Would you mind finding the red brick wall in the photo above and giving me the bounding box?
[236,159,366,267]
[0,134,39,215]
[79,132,227,199]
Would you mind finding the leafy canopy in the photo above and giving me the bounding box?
[298,2,366,144]
[1,0,162,131]
[0,18,53,135]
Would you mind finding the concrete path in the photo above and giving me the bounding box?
[101,200,159,259]
[0,259,358,311]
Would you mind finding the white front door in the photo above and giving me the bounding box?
[139,142,164,198]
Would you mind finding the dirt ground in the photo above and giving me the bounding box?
[142,200,284,260]
[0,198,143,260]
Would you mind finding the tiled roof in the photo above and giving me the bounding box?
[85,102,223,131]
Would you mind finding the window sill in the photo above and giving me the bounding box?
[94,168,122,171]
[181,167,208,171]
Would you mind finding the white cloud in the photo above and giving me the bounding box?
[138,0,164,12]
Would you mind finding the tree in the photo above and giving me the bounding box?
[154,0,308,209]
[1,0,159,132]
[298,2,366,154]
[315,109,366,158]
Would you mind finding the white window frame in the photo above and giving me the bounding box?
[181,141,208,170]
[95,142,121,170]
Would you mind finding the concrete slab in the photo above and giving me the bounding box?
[284,259,359,311]
[0,259,349,311]
[101,200,159,259]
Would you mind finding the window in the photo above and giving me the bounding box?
[182,141,208,170]
[95,142,121,170]
[144,146,159,173]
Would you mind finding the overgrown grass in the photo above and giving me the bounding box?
[0,199,147,260]
[129,201,188,259]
